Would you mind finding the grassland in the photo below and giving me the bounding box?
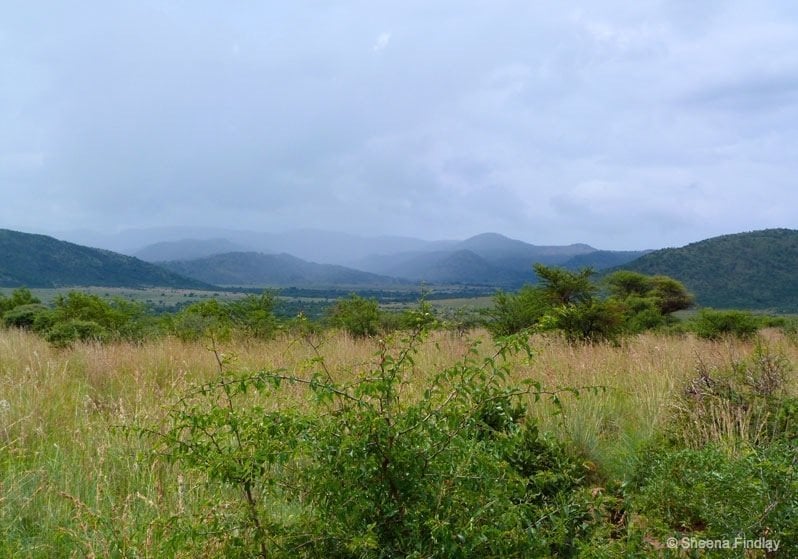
[1,327,796,556]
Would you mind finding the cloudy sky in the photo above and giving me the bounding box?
[2,1,797,249]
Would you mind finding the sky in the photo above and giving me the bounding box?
[2,1,798,250]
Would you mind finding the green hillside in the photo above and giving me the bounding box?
[615,229,798,311]
[0,229,212,289]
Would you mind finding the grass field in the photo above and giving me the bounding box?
[1,327,796,556]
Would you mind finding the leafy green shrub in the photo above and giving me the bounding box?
[629,443,798,549]
[44,291,151,343]
[328,294,381,338]
[167,299,233,342]
[0,287,41,314]
[484,286,549,336]
[689,309,760,340]
[45,319,108,348]
[2,303,49,329]
[228,291,279,339]
[148,326,604,557]
[545,300,626,345]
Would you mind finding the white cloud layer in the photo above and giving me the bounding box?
[1,1,797,249]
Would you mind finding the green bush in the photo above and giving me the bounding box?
[149,328,604,557]
[45,319,108,347]
[689,309,760,340]
[0,287,41,314]
[328,294,381,338]
[545,300,626,345]
[228,291,279,339]
[630,443,798,549]
[2,303,49,329]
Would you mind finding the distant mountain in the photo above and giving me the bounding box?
[562,250,651,270]
[55,227,456,264]
[456,233,596,273]
[356,249,528,286]
[0,229,212,289]
[135,238,251,262]
[158,252,408,287]
[615,229,798,311]
[353,233,601,286]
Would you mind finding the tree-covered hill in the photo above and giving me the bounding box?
[615,228,798,311]
[0,229,212,289]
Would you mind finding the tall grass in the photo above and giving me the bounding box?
[0,327,795,555]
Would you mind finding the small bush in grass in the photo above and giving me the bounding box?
[147,316,606,557]
[45,319,108,347]
[2,303,49,330]
[327,293,381,338]
[629,442,798,550]
[674,340,794,449]
[689,308,760,340]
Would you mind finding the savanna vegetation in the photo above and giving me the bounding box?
[1,265,797,557]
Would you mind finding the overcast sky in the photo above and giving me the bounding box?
[2,1,798,249]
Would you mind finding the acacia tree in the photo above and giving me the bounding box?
[605,271,693,332]
[487,266,691,342]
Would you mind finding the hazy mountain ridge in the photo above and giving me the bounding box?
[614,228,798,311]
[0,229,211,289]
[159,252,408,287]
[135,238,252,262]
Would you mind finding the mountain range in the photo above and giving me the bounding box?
[3,227,797,312]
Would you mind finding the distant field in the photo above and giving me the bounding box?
[0,285,496,319]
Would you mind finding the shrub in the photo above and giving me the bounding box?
[2,303,49,330]
[674,341,794,449]
[689,309,759,340]
[328,294,381,338]
[630,443,798,549]
[148,327,604,557]
[545,300,626,345]
[0,287,40,314]
[45,319,108,347]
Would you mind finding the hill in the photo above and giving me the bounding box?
[135,238,251,262]
[159,252,408,287]
[0,229,212,289]
[615,229,798,311]
[353,233,606,286]
[562,250,650,270]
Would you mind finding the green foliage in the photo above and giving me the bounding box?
[168,298,234,342]
[328,293,381,338]
[484,286,549,337]
[485,266,679,342]
[48,292,151,342]
[45,319,108,347]
[149,325,604,557]
[546,300,626,345]
[630,443,798,549]
[2,303,49,329]
[167,291,280,342]
[0,287,40,314]
[533,263,596,306]
[606,271,693,316]
[228,291,279,339]
[689,308,760,340]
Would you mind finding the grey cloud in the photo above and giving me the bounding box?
[1,1,797,248]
